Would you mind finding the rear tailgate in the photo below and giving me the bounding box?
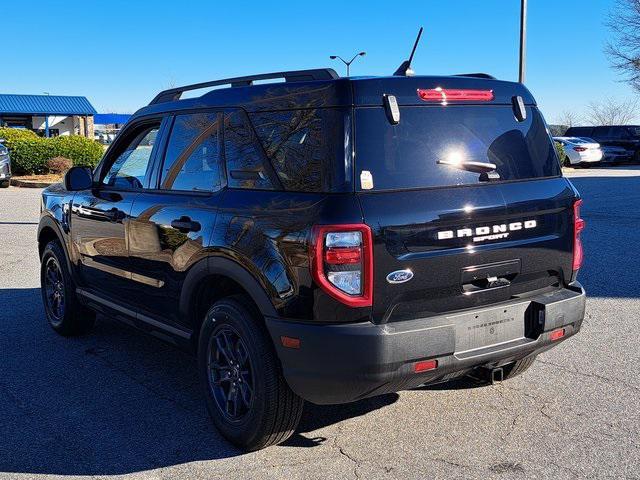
[358,179,574,323]
[354,97,575,324]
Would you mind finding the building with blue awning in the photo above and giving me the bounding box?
[0,94,97,138]
[93,113,131,144]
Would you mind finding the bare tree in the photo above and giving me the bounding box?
[584,97,639,125]
[556,110,581,129]
[606,0,640,92]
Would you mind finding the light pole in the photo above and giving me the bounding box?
[519,0,527,83]
[329,51,366,77]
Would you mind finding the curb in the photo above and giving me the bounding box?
[10,178,58,188]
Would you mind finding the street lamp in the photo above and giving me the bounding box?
[329,51,366,77]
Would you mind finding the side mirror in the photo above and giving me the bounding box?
[63,166,93,191]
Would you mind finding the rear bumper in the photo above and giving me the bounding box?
[266,283,585,405]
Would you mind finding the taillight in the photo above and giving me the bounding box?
[573,146,587,152]
[310,224,373,307]
[417,88,494,103]
[573,199,585,271]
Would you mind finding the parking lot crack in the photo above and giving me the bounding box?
[536,359,640,393]
[332,432,361,479]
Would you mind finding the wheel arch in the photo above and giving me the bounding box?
[180,255,279,344]
[37,217,74,273]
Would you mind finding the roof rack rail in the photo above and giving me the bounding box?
[453,73,497,80]
[149,68,339,105]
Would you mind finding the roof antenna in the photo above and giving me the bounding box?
[393,27,423,76]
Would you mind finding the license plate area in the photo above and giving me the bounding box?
[450,302,529,354]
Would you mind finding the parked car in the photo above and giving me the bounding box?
[600,144,630,164]
[553,136,603,166]
[38,68,586,451]
[0,139,11,188]
[564,125,640,163]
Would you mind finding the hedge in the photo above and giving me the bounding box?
[0,127,104,175]
[554,141,568,166]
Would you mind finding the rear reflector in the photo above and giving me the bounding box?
[550,328,565,341]
[418,88,494,103]
[324,247,361,265]
[414,359,438,373]
[280,336,301,349]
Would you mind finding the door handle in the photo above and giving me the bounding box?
[170,216,201,233]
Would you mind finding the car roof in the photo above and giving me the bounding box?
[130,71,536,121]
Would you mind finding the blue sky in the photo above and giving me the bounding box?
[3,0,637,122]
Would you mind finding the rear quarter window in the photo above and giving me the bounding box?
[249,108,351,193]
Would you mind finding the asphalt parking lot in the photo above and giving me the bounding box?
[1,168,639,480]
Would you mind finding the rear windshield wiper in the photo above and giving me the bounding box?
[437,158,497,174]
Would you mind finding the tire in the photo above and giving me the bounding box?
[198,296,303,450]
[40,240,95,336]
[0,180,9,188]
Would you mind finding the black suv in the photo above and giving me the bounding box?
[38,69,586,450]
[565,125,640,163]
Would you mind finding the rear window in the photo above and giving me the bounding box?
[355,106,561,191]
[249,108,351,193]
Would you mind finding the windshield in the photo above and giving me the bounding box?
[355,105,561,191]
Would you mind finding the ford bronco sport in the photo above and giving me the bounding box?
[38,67,586,450]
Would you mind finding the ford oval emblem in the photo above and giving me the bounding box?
[386,269,414,284]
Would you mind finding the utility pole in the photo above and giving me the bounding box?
[519,0,527,83]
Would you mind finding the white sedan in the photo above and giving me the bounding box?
[554,137,603,166]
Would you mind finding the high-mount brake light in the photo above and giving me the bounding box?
[417,88,494,103]
[310,224,373,307]
[573,199,585,271]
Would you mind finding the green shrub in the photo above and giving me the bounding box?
[50,135,104,168]
[0,127,38,144]
[554,141,568,167]
[0,127,104,175]
[8,137,56,175]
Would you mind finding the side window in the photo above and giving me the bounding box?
[224,111,275,190]
[102,126,159,189]
[161,112,221,192]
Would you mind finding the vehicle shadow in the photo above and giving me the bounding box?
[0,287,397,476]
